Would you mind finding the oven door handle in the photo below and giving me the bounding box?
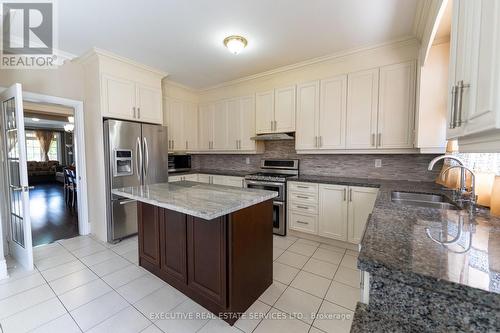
[273,201,285,206]
[244,180,285,187]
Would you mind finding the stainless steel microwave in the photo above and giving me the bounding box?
[168,154,191,172]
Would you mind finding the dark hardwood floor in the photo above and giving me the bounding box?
[29,182,79,246]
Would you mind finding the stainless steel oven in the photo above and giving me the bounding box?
[244,180,285,201]
[244,160,298,236]
[245,180,286,236]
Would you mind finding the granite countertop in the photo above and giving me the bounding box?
[289,175,500,309]
[112,181,277,220]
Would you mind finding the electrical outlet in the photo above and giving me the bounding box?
[375,159,382,168]
[245,157,250,165]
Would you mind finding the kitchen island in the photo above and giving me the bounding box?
[112,181,277,325]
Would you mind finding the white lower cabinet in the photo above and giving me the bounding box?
[182,174,244,187]
[347,186,378,244]
[168,174,198,182]
[289,211,318,234]
[288,181,378,244]
[318,184,348,241]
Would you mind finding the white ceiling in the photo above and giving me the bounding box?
[60,0,419,88]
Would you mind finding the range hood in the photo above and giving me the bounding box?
[251,133,295,141]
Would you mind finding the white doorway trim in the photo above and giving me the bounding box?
[0,86,90,237]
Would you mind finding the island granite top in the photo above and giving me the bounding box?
[112,181,277,220]
[289,175,500,310]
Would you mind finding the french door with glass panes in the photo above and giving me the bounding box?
[1,84,33,269]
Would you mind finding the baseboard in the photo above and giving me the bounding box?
[0,258,8,280]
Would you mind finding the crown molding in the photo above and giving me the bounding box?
[75,47,168,77]
[198,36,419,92]
[162,79,198,93]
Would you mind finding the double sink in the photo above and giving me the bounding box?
[391,191,459,210]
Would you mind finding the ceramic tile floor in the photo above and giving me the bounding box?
[0,234,361,333]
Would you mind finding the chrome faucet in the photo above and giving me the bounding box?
[428,155,466,194]
[428,155,477,210]
[441,165,476,207]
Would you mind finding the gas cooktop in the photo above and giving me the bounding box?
[244,159,299,182]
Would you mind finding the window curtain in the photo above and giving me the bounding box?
[35,130,54,161]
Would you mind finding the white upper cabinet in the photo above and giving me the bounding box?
[378,61,416,149]
[165,98,184,152]
[319,75,347,149]
[239,95,257,151]
[227,98,241,150]
[102,74,136,120]
[256,86,296,134]
[135,83,163,124]
[448,0,500,151]
[198,103,214,151]
[198,96,260,153]
[296,75,348,151]
[213,100,229,150]
[93,51,164,125]
[274,86,296,132]
[296,81,319,150]
[255,90,274,134]
[296,65,415,153]
[346,69,379,149]
[183,102,198,151]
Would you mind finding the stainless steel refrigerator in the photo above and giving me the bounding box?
[104,119,168,243]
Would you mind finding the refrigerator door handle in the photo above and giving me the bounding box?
[143,137,150,179]
[136,137,142,182]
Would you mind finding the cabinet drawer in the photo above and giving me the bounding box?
[289,192,318,205]
[288,182,318,194]
[289,211,317,234]
[289,201,318,214]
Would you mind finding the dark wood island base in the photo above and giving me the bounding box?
[137,199,273,325]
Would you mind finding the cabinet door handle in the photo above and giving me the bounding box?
[449,86,457,129]
[172,140,175,149]
[319,136,322,147]
[455,80,470,128]
[274,120,277,131]
[186,141,188,150]
[297,185,309,189]
[297,205,309,210]
[349,188,353,202]
[137,107,141,119]
[377,133,381,147]
[371,134,375,147]
[297,195,309,199]
[343,188,347,201]
[296,221,309,225]
[133,107,136,118]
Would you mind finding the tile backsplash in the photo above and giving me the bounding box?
[192,141,441,182]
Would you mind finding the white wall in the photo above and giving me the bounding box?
[416,41,450,151]
[198,39,419,102]
[0,62,84,100]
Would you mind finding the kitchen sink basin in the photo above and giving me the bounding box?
[391,191,459,210]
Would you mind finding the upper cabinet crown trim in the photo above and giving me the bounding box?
[77,47,168,78]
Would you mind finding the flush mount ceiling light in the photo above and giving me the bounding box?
[223,35,248,55]
[32,118,40,122]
